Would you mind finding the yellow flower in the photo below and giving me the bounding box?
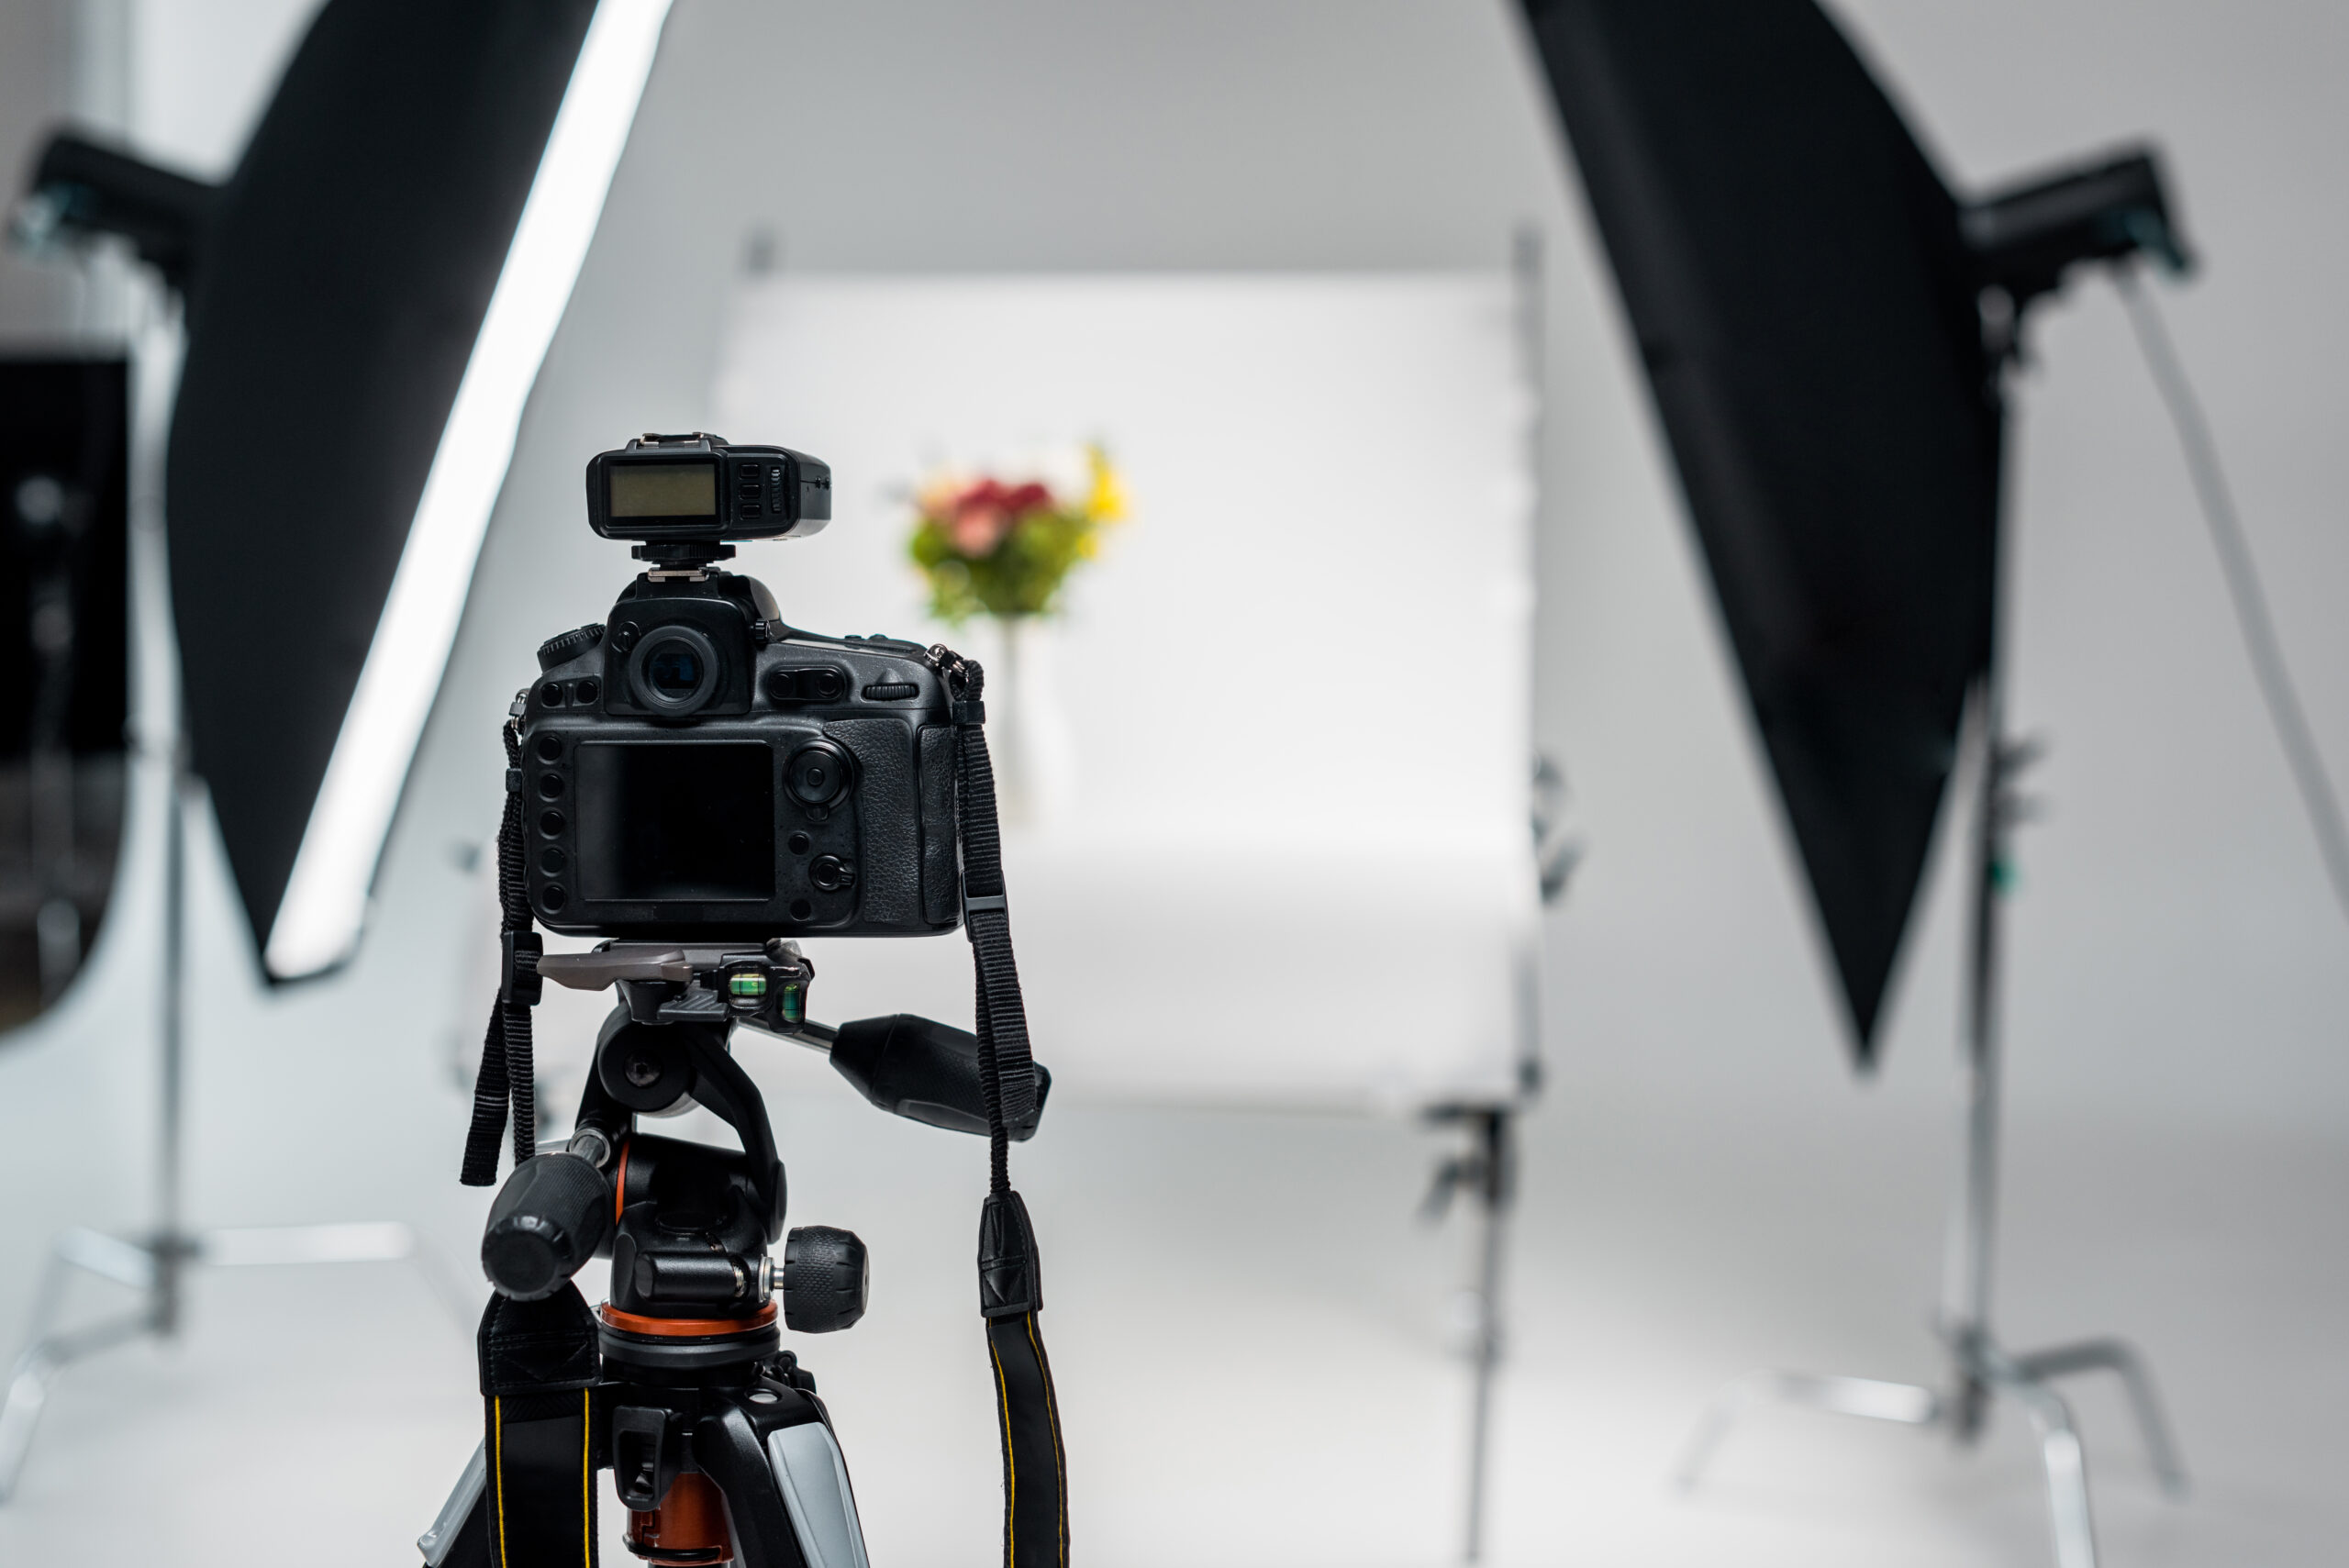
[1085,446,1129,523]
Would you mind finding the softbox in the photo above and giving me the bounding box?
[164,0,601,975]
[1520,0,2002,1060]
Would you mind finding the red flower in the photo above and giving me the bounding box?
[941,478,1055,557]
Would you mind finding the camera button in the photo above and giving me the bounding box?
[785,740,853,806]
[809,855,857,894]
[538,773,565,800]
[539,847,567,876]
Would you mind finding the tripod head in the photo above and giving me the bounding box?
[478,940,1050,1336]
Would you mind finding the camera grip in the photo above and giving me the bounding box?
[828,1014,1049,1140]
[481,1151,612,1300]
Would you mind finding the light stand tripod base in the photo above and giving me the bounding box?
[1675,1324,2188,1568]
[0,1219,462,1502]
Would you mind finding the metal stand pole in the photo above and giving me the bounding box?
[1673,693,2188,1568]
[0,750,466,1504]
[1426,1104,1517,1563]
[1464,1107,1511,1563]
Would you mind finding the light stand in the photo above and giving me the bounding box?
[1673,677,2188,1568]
[0,723,463,1505]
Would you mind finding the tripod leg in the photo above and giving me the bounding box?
[2010,1380,2099,1568]
[417,1442,491,1568]
[697,1397,870,1568]
[2013,1336,2188,1498]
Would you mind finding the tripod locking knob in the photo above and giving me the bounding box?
[483,1151,613,1300]
[782,1225,868,1333]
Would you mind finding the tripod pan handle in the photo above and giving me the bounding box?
[483,1151,612,1300]
[828,1014,1050,1140]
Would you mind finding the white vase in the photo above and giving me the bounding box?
[982,616,1074,827]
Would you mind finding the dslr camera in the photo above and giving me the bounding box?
[524,432,963,940]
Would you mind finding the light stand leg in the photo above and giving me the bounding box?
[2012,1336,2188,1497]
[1675,1371,1941,1489]
[0,1229,161,1500]
[1669,704,2185,1567]
[2008,1374,2099,1568]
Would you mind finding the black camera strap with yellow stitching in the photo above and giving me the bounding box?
[939,649,1071,1568]
[476,1286,600,1568]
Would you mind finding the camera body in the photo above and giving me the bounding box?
[523,435,963,940]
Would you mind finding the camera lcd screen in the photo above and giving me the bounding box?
[607,460,718,517]
[576,742,774,902]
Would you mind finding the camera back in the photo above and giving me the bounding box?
[522,568,963,940]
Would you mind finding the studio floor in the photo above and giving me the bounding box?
[0,1008,2339,1567]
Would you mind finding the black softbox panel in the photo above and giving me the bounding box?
[167,0,595,956]
[1520,0,2002,1061]
[1,359,130,1029]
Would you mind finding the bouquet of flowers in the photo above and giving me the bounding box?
[907,445,1128,624]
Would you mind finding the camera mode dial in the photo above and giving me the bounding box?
[536,622,605,671]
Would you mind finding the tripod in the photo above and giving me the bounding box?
[1674,687,2188,1568]
[0,752,459,1502]
[424,940,1045,1568]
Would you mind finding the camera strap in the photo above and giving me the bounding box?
[941,649,1071,1568]
[462,707,543,1186]
[475,1284,601,1568]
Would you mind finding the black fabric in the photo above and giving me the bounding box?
[165,0,596,957]
[478,1285,598,1568]
[463,720,540,1185]
[1520,0,2001,1062]
[941,652,1066,1568]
